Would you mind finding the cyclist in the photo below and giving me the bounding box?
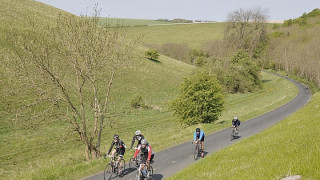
[232,116,241,133]
[107,134,126,172]
[193,128,205,158]
[129,130,145,150]
[133,139,154,175]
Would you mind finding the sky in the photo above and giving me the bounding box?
[36,0,320,22]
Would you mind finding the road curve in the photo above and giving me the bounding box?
[84,71,311,180]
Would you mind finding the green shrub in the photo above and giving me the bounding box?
[216,50,262,93]
[145,49,160,60]
[169,69,225,125]
[130,94,149,109]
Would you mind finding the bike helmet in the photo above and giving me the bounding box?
[196,128,200,132]
[141,139,148,145]
[113,134,119,139]
[233,116,238,120]
[135,130,141,136]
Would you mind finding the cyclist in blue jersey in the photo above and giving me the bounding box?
[193,128,205,157]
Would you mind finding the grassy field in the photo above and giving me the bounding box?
[169,90,320,180]
[0,1,302,179]
[98,17,176,26]
[124,23,225,49]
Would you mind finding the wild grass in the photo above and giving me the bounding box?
[169,93,320,180]
[124,23,226,49]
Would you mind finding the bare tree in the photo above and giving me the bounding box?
[225,7,269,55]
[5,11,140,160]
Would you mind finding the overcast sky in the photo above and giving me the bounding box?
[36,0,320,21]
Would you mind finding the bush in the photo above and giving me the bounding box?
[130,95,149,109]
[170,69,225,125]
[145,49,160,60]
[216,50,262,93]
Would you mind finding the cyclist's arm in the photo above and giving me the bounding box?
[107,142,114,155]
[130,135,135,149]
[147,145,152,161]
[133,145,141,158]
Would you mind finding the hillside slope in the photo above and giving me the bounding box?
[0,1,194,179]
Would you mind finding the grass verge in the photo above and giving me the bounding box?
[169,92,320,180]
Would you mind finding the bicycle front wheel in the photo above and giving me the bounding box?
[118,159,126,177]
[194,145,200,160]
[104,163,114,180]
[147,166,153,179]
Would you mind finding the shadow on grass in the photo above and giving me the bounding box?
[147,58,161,63]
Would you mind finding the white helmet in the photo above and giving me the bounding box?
[141,139,148,145]
[234,116,238,120]
[135,130,141,136]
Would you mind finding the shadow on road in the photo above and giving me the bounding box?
[151,174,163,180]
[119,167,136,178]
[231,135,241,141]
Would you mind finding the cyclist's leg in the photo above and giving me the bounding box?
[200,135,205,151]
[111,149,116,157]
[118,149,125,170]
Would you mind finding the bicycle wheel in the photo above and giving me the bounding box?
[104,163,114,180]
[147,166,153,179]
[118,159,126,177]
[133,170,141,180]
[231,129,234,141]
[129,157,136,169]
[194,144,199,160]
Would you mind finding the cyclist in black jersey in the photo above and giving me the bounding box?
[107,134,126,170]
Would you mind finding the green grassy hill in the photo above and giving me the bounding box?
[0,1,301,179]
[125,23,225,49]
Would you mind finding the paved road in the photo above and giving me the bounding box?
[84,72,311,180]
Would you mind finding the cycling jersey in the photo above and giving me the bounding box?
[194,129,205,141]
[130,134,145,149]
[232,119,241,127]
[108,139,126,156]
[134,144,154,162]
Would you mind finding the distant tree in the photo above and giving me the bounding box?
[283,19,293,27]
[145,49,160,60]
[5,11,140,160]
[216,50,262,93]
[170,69,225,125]
[225,7,269,55]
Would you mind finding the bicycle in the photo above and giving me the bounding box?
[103,155,126,180]
[133,162,153,180]
[192,141,201,160]
[129,148,141,169]
[231,126,238,141]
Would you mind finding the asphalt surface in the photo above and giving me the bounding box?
[84,72,311,180]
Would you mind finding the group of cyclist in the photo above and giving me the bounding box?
[106,116,240,172]
[107,130,154,174]
[192,116,240,158]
